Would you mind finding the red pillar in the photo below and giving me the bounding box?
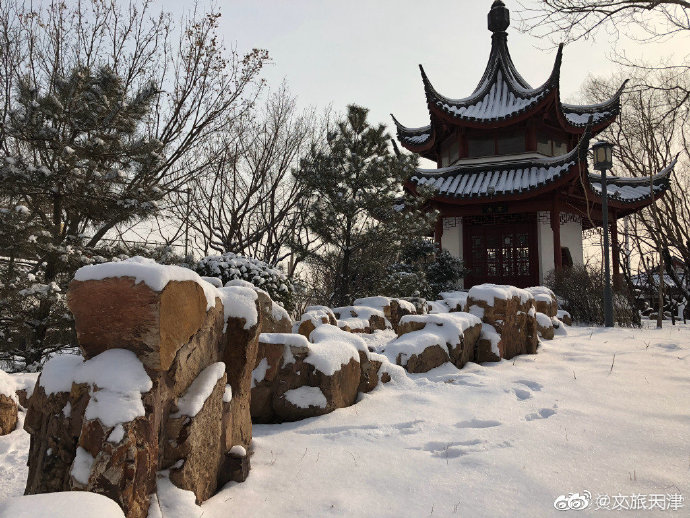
[435,215,443,252]
[551,202,562,272]
[611,213,622,289]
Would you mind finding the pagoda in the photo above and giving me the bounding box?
[393,0,675,289]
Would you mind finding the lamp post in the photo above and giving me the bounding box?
[592,141,614,327]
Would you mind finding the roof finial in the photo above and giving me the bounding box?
[488,0,510,33]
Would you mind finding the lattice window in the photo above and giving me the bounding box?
[443,217,462,229]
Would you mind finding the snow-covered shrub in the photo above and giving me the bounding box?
[383,239,466,299]
[546,265,639,326]
[193,252,295,311]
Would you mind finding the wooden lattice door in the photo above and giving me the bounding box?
[464,214,538,288]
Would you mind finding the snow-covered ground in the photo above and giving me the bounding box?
[1,324,688,517]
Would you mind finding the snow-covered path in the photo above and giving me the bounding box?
[1,324,688,517]
[206,324,689,517]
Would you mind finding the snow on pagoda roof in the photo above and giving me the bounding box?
[392,2,625,140]
[587,156,676,204]
[408,130,590,200]
[390,115,433,148]
[419,37,561,124]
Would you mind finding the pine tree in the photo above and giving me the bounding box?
[0,66,164,370]
[294,105,432,306]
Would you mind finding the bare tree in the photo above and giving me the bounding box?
[176,84,322,275]
[0,0,268,368]
[583,71,689,309]
[519,1,690,43]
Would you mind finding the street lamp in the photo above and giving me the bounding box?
[592,140,614,327]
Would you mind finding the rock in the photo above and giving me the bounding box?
[333,305,390,334]
[536,312,555,340]
[26,260,265,518]
[475,323,502,363]
[222,306,261,450]
[24,381,89,495]
[353,296,417,332]
[293,306,337,338]
[250,327,365,423]
[254,290,291,334]
[68,278,211,371]
[526,286,558,317]
[0,393,18,435]
[167,368,227,503]
[557,310,572,326]
[438,291,469,312]
[357,351,382,394]
[390,313,482,372]
[466,284,538,359]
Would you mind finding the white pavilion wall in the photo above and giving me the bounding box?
[441,217,464,289]
[537,211,584,284]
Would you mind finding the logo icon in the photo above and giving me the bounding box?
[554,491,592,511]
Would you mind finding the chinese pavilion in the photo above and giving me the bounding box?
[393,0,675,289]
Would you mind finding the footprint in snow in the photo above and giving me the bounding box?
[525,408,556,421]
[515,379,543,391]
[455,418,501,429]
[513,388,532,401]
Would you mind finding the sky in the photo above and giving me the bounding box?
[212,0,682,148]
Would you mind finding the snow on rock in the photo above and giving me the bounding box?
[333,305,391,333]
[229,445,246,457]
[468,284,532,306]
[74,256,218,310]
[200,276,223,288]
[216,286,258,331]
[251,358,269,389]
[386,329,448,367]
[154,472,203,518]
[107,424,125,444]
[284,386,327,409]
[536,312,553,328]
[70,446,94,485]
[0,369,18,401]
[37,354,83,395]
[39,349,152,427]
[427,300,450,314]
[305,325,362,375]
[293,306,337,336]
[0,492,126,518]
[439,291,469,311]
[223,384,233,403]
[259,333,310,347]
[171,362,226,418]
[480,323,501,357]
[11,372,39,404]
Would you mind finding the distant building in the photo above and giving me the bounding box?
[393,0,675,288]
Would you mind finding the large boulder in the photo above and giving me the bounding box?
[465,284,538,359]
[25,258,262,518]
[251,326,378,423]
[0,369,18,435]
[526,286,558,317]
[225,279,291,334]
[387,312,482,373]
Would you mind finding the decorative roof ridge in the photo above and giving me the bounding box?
[561,79,629,114]
[390,114,431,135]
[414,122,591,178]
[588,153,678,186]
[418,42,563,115]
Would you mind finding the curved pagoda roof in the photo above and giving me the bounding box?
[405,124,675,221]
[392,0,625,154]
